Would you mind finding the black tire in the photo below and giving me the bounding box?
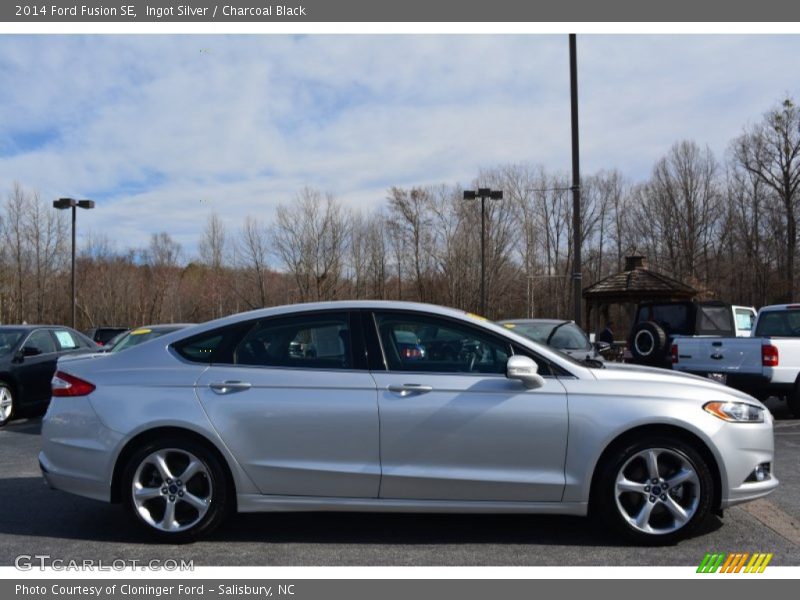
[593,435,715,545]
[788,388,800,418]
[630,321,667,364]
[121,437,231,543]
[0,382,15,427]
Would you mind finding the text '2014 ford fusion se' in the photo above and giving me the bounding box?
[39,301,778,544]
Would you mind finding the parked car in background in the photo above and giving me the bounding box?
[499,319,605,363]
[101,329,130,351]
[0,325,96,426]
[672,303,800,416]
[84,327,129,347]
[41,301,776,544]
[628,301,756,368]
[108,324,194,353]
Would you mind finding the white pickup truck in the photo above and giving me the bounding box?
[671,303,800,416]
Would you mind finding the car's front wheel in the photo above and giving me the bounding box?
[122,438,230,542]
[595,436,714,544]
[0,383,15,427]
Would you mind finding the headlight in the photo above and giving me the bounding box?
[703,401,765,423]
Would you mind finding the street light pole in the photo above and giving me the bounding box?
[463,188,503,316]
[53,198,95,328]
[569,33,583,326]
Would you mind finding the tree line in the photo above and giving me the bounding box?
[1,97,798,335]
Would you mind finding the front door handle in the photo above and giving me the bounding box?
[388,383,433,397]
[209,381,252,394]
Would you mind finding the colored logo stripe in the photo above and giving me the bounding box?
[697,552,772,573]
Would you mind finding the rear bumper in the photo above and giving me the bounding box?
[39,395,122,503]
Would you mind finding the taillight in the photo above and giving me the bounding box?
[670,343,679,364]
[762,345,779,367]
[52,371,96,397]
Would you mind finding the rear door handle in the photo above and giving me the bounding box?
[388,384,433,397]
[209,380,252,394]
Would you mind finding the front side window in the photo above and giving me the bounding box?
[374,313,510,374]
[25,330,56,354]
[233,313,352,369]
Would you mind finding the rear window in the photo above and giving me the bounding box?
[755,310,800,337]
[696,306,735,336]
[642,304,690,336]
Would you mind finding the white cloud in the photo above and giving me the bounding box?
[0,34,799,257]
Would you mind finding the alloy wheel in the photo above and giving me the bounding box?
[0,387,13,424]
[131,448,212,533]
[614,447,701,535]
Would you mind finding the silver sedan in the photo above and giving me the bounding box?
[39,301,778,543]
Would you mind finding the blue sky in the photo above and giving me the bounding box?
[0,34,799,257]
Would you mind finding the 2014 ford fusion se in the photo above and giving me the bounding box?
[39,301,778,543]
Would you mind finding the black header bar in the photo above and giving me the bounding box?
[3,0,800,23]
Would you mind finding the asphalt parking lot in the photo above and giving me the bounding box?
[1,399,799,567]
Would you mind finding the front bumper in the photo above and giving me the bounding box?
[713,410,779,508]
[39,395,123,503]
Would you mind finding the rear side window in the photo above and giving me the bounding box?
[233,313,352,370]
[172,324,251,364]
[53,330,80,350]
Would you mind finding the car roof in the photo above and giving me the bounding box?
[498,318,572,325]
[0,324,76,331]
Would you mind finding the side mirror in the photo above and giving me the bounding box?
[506,355,546,390]
[13,346,41,362]
[594,341,611,353]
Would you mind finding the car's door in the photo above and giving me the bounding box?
[369,311,569,502]
[14,328,59,406]
[192,311,381,498]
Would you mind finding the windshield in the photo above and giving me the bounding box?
[111,327,182,353]
[0,330,24,355]
[506,321,591,351]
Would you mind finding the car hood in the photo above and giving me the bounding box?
[590,361,761,404]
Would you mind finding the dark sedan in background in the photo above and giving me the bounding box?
[0,325,97,426]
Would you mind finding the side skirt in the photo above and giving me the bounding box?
[237,495,588,515]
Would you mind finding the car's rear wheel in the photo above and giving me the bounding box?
[122,438,230,542]
[0,383,15,427]
[595,436,714,545]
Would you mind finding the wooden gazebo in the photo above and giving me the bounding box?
[582,255,698,341]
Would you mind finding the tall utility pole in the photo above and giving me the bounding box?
[463,187,503,316]
[53,198,95,328]
[569,33,582,325]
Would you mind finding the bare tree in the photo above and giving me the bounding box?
[733,98,800,300]
[272,188,351,302]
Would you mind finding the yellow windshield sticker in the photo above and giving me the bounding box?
[130,329,151,335]
[503,323,516,328]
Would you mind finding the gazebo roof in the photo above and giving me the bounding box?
[583,256,697,303]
